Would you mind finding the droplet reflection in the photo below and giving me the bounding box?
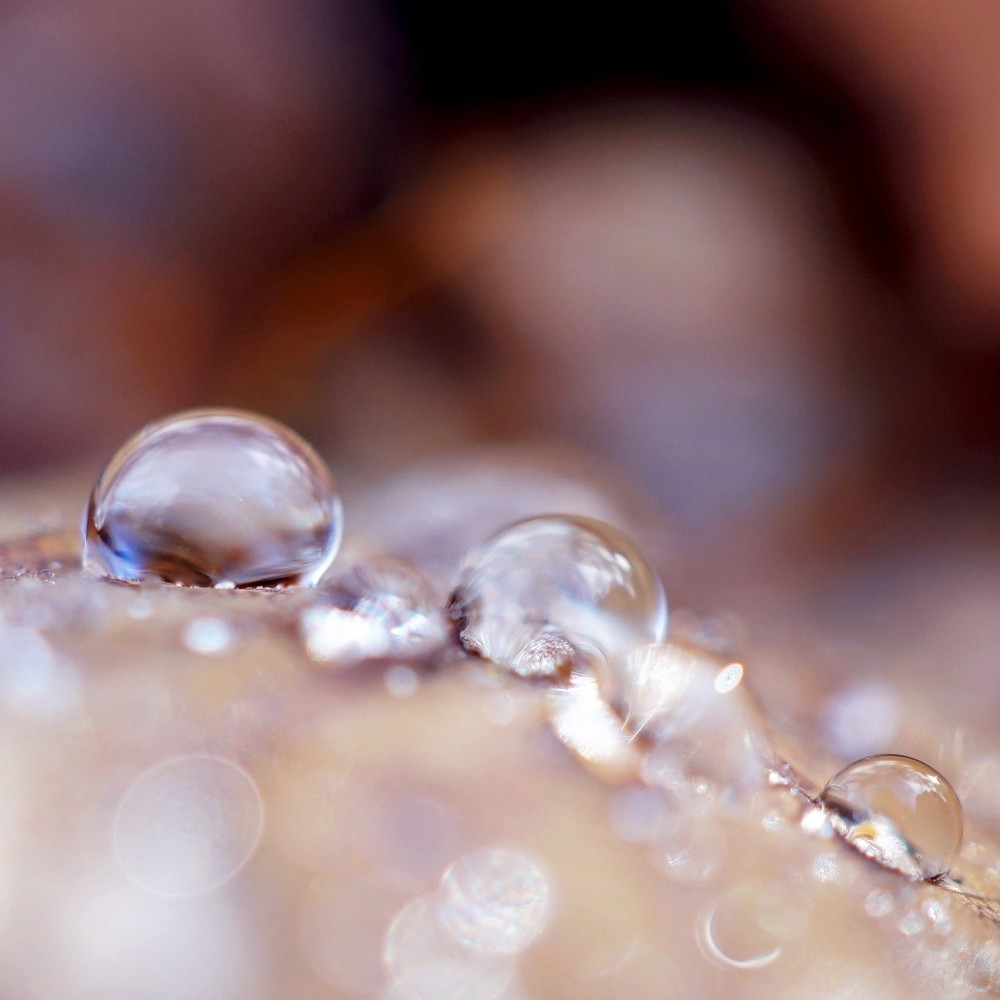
[449,515,666,679]
[819,754,964,880]
[84,409,342,587]
[113,755,263,896]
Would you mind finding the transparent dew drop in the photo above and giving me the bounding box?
[84,408,342,587]
[302,557,448,666]
[819,754,964,880]
[545,673,640,781]
[604,641,770,797]
[448,515,666,679]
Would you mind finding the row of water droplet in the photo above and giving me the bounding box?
[75,408,985,977]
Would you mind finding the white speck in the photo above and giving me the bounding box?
[801,807,832,837]
[810,853,843,884]
[386,665,419,698]
[609,787,669,843]
[183,618,234,655]
[822,682,898,758]
[714,663,744,694]
[863,888,893,918]
[128,597,154,620]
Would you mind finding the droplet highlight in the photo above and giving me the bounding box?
[819,754,964,880]
[84,409,342,587]
[449,514,666,679]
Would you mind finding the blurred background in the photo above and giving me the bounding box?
[0,0,997,707]
[1,5,1000,996]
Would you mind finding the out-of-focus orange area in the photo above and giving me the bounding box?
[0,0,996,606]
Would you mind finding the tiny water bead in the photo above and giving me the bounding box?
[84,409,342,588]
[448,515,666,679]
[819,754,964,880]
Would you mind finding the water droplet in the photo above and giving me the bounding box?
[437,847,552,955]
[84,409,342,587]
[449,515,666,679]
[302,557,447,665]
[546,673,639,779]
[606,641,769,796]
[113,755,263,896]
[819,754,964,880]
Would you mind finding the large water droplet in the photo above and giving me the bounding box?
[84,409,342,587]
[449,515,666,679]
[819,754,964,880]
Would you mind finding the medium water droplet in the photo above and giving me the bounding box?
[819,754,964,880]
[546,673,639,780]
[449,515,666,679]
[302,557,447,665]
[607,641,769,796]
[84,409,342,587]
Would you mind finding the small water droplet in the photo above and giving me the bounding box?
[84,409,342,587]
[303,557,447,666]
[819,754,964,880]
[546,673,638,779]
[449,515,666,679]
